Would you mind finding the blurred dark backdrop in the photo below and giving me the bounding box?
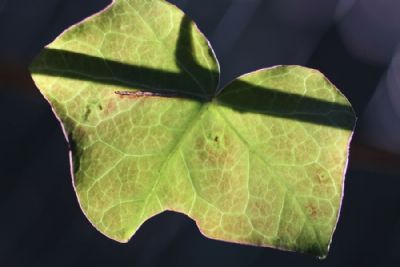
[1,0,400,266]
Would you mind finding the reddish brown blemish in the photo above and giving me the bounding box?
[105,100,117,115]
[73,126,87,141]
[194,137,205,151]
[305,203,319,219]
[315,173,327,184]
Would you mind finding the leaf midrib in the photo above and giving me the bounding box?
[140,102,210,217]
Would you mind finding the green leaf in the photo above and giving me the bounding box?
[30,0,355,257]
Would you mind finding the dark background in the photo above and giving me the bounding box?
[1,0,400,266]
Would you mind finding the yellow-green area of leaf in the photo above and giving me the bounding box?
[29,0,355,258]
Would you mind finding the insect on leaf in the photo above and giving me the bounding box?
[30,0,356,258]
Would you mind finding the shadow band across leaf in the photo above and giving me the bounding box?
[30,16,354,130]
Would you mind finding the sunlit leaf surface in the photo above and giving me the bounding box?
[30,0,355,257]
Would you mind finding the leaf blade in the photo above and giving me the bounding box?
[30,0,355,258]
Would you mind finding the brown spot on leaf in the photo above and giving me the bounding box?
[194,137,205,151]
[83,105,91,121]
[73,126,86,141]
[105,100,117,115]
[305,203,319,219]
[315,173,327,184]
